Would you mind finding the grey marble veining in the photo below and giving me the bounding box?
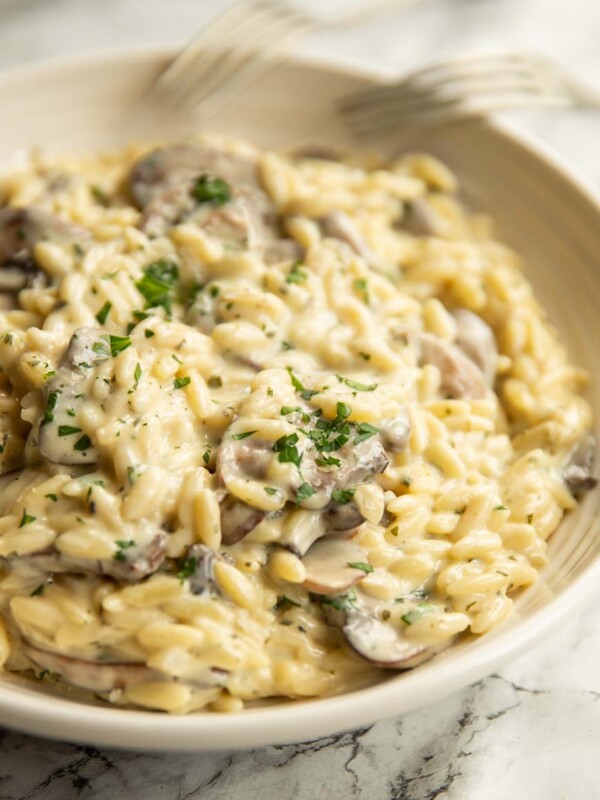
[0,0,599,797]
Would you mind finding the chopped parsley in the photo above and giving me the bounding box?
[202,447,212,465]
[135,258,179,314]
[114,539,136,562]
[273,433,301,467]
[280,405,311,423]
[95,301,112,324]
[176,556,197,580]
[58,425,82,437]
[347,561,373,574]
[30,584,45,597]
[335,374,377,392]
[358,351,371,361]
[320,590,357,612]
[285,261,308,284]
[73,434,92,452]
[315,455,341,468]
[191,174,231,206]
[495,504,508,511]
[264,486,278,496]
[144,329,155,339]
[331,488,355,505]
[275,595,302,610]
[296,482,315,504]
[19,510,36,527]
[354,422,379,444]
[401,602,435,625]
[107,334,131,357]
[45,493,58,502]
[287,367,317,401]
[173,376,191,390]
[232,430,257,441]
[133,363,142,389]
[42,391,60,425]
[208,375,223,388]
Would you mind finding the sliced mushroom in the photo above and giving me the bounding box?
[128,144,260,210]
[305,436,389,502]
[563,433,598,493]
[342,611,438,669]
[322,501,365,535]
[399,198,447,238]
[0,207,88,302]
[301,538,368,594]
[220,495,269,545]
[25,532,167,582]
[0,207,88,269]
[419,332,488,399]
[379,408,411,453]
[452,308,497,386]
[182,543,228,594]
[24,644,160,692]
[38,327,109,465]
[320,210,378,265]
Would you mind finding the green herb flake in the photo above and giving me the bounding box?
[335,374,378,392]
[42,390,60,425]
[273,433,301,467]
[176,556,197,581]
[232,430,258,441]
[280,405,311,423]
[401,602,435,625]
[173,376,191,390]
[136,258,179,314]
[95,301,112,325]
[114,539,136,562]
[296,482,315,504]
[45,493,58,502]
[494,504,508,511]
[285,261,308,284]
[275,595,302,610]
[264,486,278,496]
[58,425,82,437]
[133,363,142,389]
[315,455,341,468]
[191,174,231,206]
[19,510,36,527]
[358,352,371,361]
[30,584,45,597]
[106,334,132,357]
[354,422,379,444]
[527,513,534,524]
[331,487,355,505]
[320,589,357,613]
[202,447,212,465]
[208,375,223,388]
[347,561,374,574]
[286,367,317,401]
[144,329,155,339]
[74,434,92,452]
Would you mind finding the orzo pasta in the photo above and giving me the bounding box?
[0,137,594,713]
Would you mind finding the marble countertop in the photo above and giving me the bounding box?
[0,0,599,797]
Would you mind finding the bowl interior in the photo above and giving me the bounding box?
[0,48,599,750]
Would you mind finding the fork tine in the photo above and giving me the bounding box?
[345,82,579,135]
[176,11,311,112]
[338,50,600,136]
[340,52,551,113]
[154,0,311,113]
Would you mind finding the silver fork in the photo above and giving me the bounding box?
[338,51,600,135]
[150,0,424,117]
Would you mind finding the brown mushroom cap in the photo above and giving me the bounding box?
[343,611,436,669]
[302,538,368,594]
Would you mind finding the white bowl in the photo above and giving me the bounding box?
[0,47,599,751]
